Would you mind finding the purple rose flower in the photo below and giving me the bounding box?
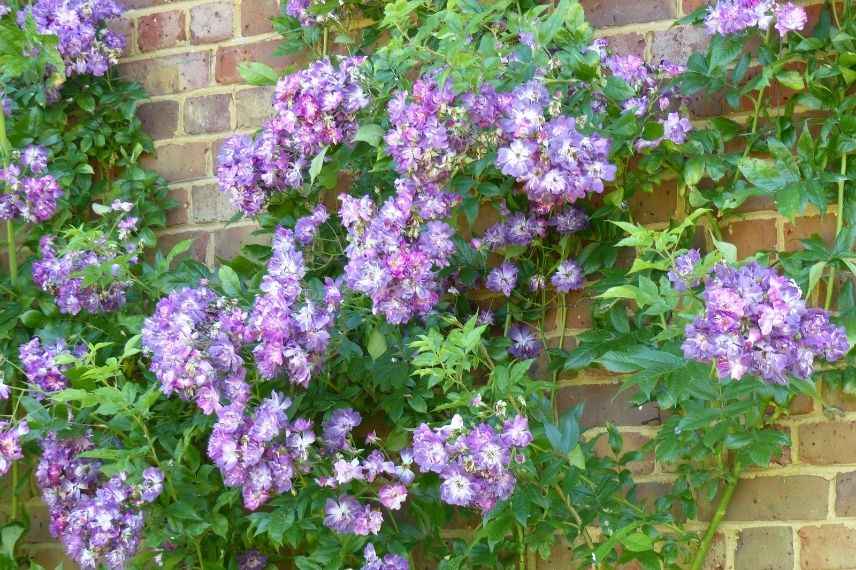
[486,262,518,297]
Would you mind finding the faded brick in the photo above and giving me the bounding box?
[799,525,856,570]
[709,476,828,521]
[784,214,838,251]
[835,472,856,517]
[592,431,653,475]
[191,2,234,44]
[243,0,279,36]
[119,52,211,96]
[136,100,179,140]
[137,10,186,52]
[724,219,778,258]
[167,188,190,226]
[236,86,276,129]
[557,384,661,429]
[213,225,270,260]
[735,527,794,570]
[191,184,237,223]
[157,230,210,263]
[603,33,647,57]
[800,422,856,465]
[547,290,593,331]
[216,40,294,85]
[821,384,856,412]
[141,142,209,183]
[650,25,709,65]
[629,181,677,224]
[184,94,232,135]
[581,0,676,28]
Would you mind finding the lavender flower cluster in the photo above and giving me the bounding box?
[704,0,807,37]
[668,249,702,292]
[217,57,369,216]
[248,218,341,386]
[19,336,83,395]
[683,262,850,383]
[285,0,331,27]
[340,181,457,324]
[361,544,409,570]
[32,201,142,315]
[21,0,126,77]
[141,286,252,415]
[411,414,531,512]
[0,419,28,477]
[0,145,63,223]
[36,434,163,569]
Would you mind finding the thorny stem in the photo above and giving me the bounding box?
[689,460,743,570]
[825,153,847,310]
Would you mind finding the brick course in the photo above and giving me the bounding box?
[8,0,843,568]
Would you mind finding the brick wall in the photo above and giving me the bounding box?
[19,1,855,568]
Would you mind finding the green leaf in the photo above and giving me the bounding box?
[569,444,586,469]
[18,310,45,329]
[776,70,805,91]
[621,532,654,553]
[711,236,738,264]
[309,146,328,184]
[684,156,705,186]
[807,261,828,298]
[218,266,241,297]
[367,327,387,360]
[0,524,24,558]
[352,124,385,147]
[238,62,279,86]
[738,157,799,192]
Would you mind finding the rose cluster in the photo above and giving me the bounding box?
[0,145,63,223]
[683,262,851,383]
[19,336,82,395]
[668,249,702,292]
[142,285,252,415]
[340,180,457,324]
[36,434,162,570]
[217,57,369,216]
[411,414,532,512]
[21,0,126,77]
[207,392,313,510]
[32,202,142,315]
[361,544,410,570]
[248,217,341,386]
[0,419,28,477]
[285,0,331,27]
[704,0,807,37]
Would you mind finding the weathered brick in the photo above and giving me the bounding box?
[547,290,593,331]
[191,183,237,223]
[243,0,279,36]
[191,2,234,44]
[800,422,856,465]
[835,471,856,517]
[557,384,661,429]
[119,52,211,96]
[236,86,276,129]
[184,93,232,135]
[629,181,677,224]
[213,225,270,260]
[581,0,676,28]
[735,527,794,570]
[157,230,210,263]
[723,219,778,258]
[141,142,209,183]
[682,0,707,14]
[136,100,179,140]
[167,188,190,226]
[650,25,709,65]
[783,214,838,251]
[799,525,856,570]
[137,10,186,52]
[820,384,856,412]
[216,40,294,85]
[592,431,653,475]
[712,476,828,521]
[602,33,647,57]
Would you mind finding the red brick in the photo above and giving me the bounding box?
[799,525,856,570]
[602,33,647,58]
[783,214,838,251]
[236,86,276,129]
[157,230,210,263]
[735,527,794,570]
[547,290,593,332]
[184,93,232,135]
[242,0,279,36]
[213,225,270,260]
[119,52,211,96]
[167,188,189,226]
[629,181,677,224]
[141,142,210,183]
[723,219,778,258]
[682,0,707,14]
[137,10,186,52]
[191,183,237,223]
[835,471,856,517]
[650,25,710,65]
[557,383,661,429]
[706,476,828,521]
[799,421,856,465]
[136,100,179,141]
[191,2,234,44]
[215,40,294,85]
[581,0,676,28]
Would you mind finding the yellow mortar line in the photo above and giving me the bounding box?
[119,30,281,64]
